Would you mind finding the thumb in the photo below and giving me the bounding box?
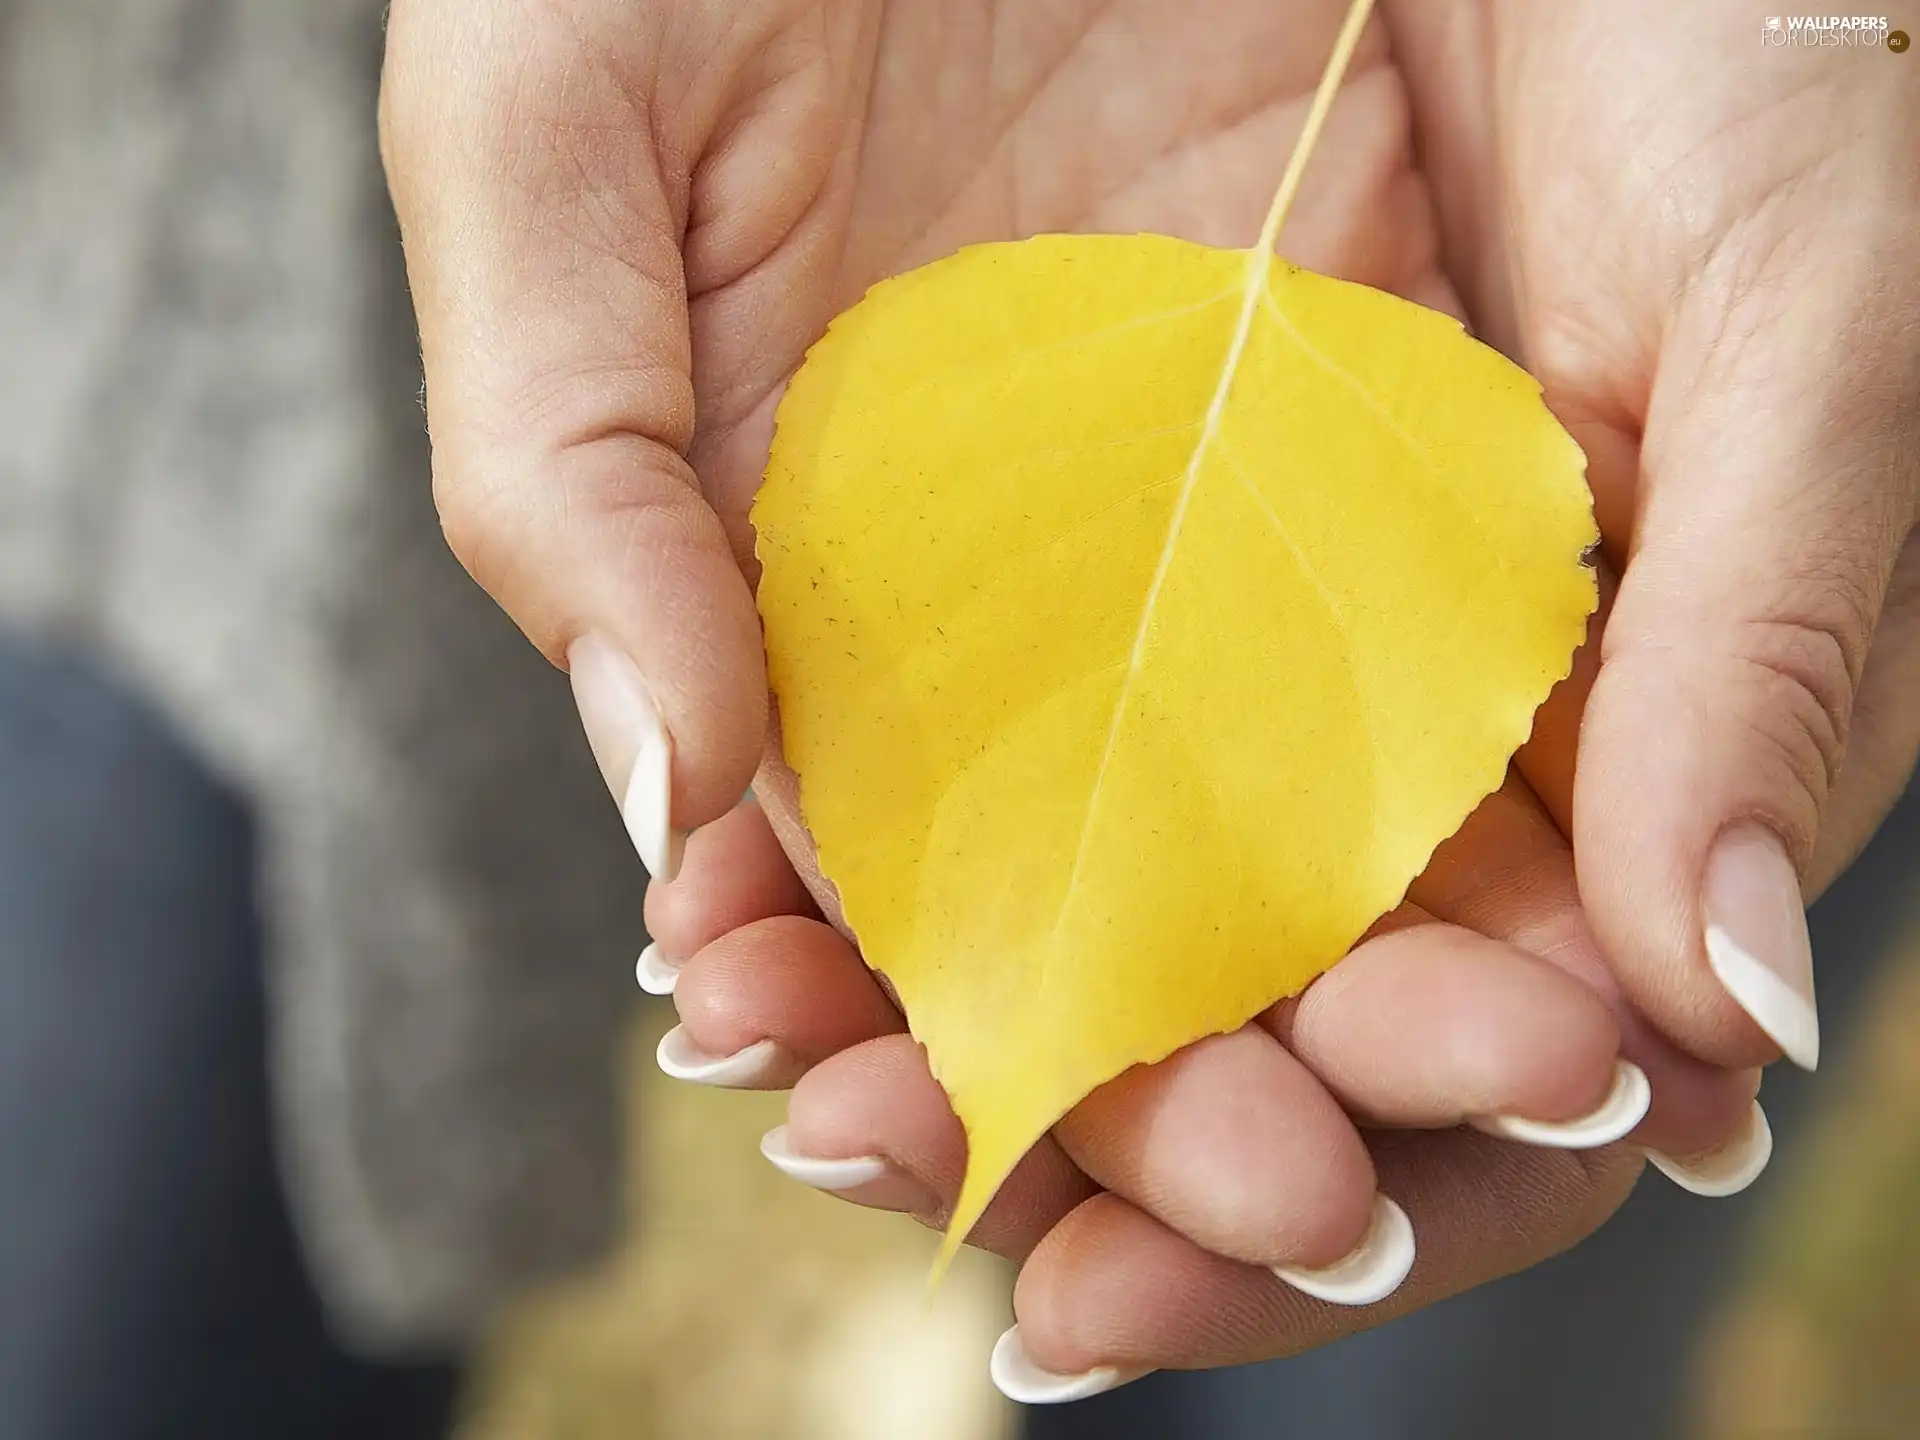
[381,0,768,881]
[1574,271,1920,1075]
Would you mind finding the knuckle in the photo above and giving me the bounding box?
[431,452,531,603]
[1729,606,1863,802]
[497,354,696,459]
[430,430,698,625]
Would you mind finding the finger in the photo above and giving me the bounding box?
[381,0,769,879]
[1049,1029,1398,1293]
[774,1034,1099,1261]
[1573,259,1920,1074]
[1409,780,1761,1165]
[640,797,820,992]
[992,1130,1642,1401]
[658,894,1100,1257]
[657,915,902,1090]
[1271,921,1634,1140]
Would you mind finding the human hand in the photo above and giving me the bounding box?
[1389,0,1919,1077]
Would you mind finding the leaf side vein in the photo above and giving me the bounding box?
[865,280,1241,417]
[1257,289,1438,475]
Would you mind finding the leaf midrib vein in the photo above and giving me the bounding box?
[1047,243,1280,944]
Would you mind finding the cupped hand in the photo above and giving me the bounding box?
[1389,0,1920,1073]
[379,0,1913,1400]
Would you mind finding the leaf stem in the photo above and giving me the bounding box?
[1045,0,1381,985]
[1256,0,1379,258]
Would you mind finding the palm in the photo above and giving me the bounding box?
[688,0,1445,566]
[681,0,1461,899]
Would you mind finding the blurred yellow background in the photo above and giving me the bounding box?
[1695,919,1920,1438]
[463,1005,1014,1440]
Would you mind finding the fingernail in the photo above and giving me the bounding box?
[635,941,682,996]
[989,1325,1149,1405]
[757,1124,943,1213]
[568,633,687,883]
[1469,1059,1652,1150]
[1273,1194,1415,1307]
[1646,1100,1773,1198]
[1703,823,1819,1070]
[655,1024,800,1089]
[758,1124,888,1189]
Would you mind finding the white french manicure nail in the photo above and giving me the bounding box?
[568,633,687,883]
[655,1025,798,1089]
[1273,1194,1415,1307]
[635,941,683,996]
[1703,823,1819,1070]
[758,1126,943,1214]
[1646,1101,1773,1198]
[1469,1059,1653,1150]
[989,1325,1147,1405]
[759,1125,888,1191]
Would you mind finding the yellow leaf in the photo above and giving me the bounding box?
[753,3,1595,1268]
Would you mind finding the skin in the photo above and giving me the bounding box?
[381,0,1919,1376]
